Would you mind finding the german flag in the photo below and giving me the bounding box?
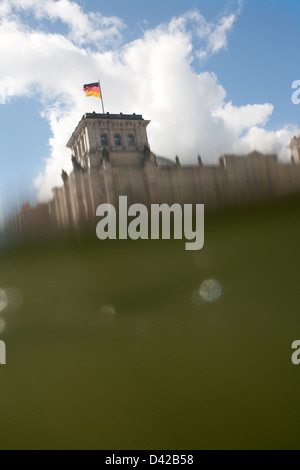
[83,82,101,98]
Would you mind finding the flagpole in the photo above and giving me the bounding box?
[99,79,105,114]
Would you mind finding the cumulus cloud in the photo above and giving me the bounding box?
[0,0,124,46]
[212,102,274,134]
[166,9,237,60]
[0,0,298,203]
[231,126,299,161]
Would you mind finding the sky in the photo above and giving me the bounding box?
[1,0,300,221]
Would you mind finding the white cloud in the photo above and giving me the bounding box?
[230,126,299,161]
[0,0,297,203]
[207,13,236,55]
[213,102,274,134]
[166,10,237,60]
[0,0,124,47]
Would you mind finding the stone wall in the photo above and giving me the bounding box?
[46,150,300,231]
[7,119,300,237]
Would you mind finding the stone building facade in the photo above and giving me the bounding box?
[6,112,300,235]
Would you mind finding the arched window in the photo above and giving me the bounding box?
[101,134,108,146]
[114,134,122,147]
[127,134,135,147]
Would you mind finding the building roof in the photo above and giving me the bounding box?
[83,112,145,121]
[155,156,176,167]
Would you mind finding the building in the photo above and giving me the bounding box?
[50,112,157,229]
[6,112,300,235]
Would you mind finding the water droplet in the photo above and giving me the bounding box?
[0,289,8,313]
[199,279,222,302]
[100,305,116,315]
[0,287,23,314]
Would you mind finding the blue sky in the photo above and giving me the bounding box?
[0,0,300,221]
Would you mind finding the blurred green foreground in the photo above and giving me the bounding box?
[1,195,300,450]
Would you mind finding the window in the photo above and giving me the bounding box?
[127,134,135,147]
[114,134,122,147]
[101,134,108,146]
